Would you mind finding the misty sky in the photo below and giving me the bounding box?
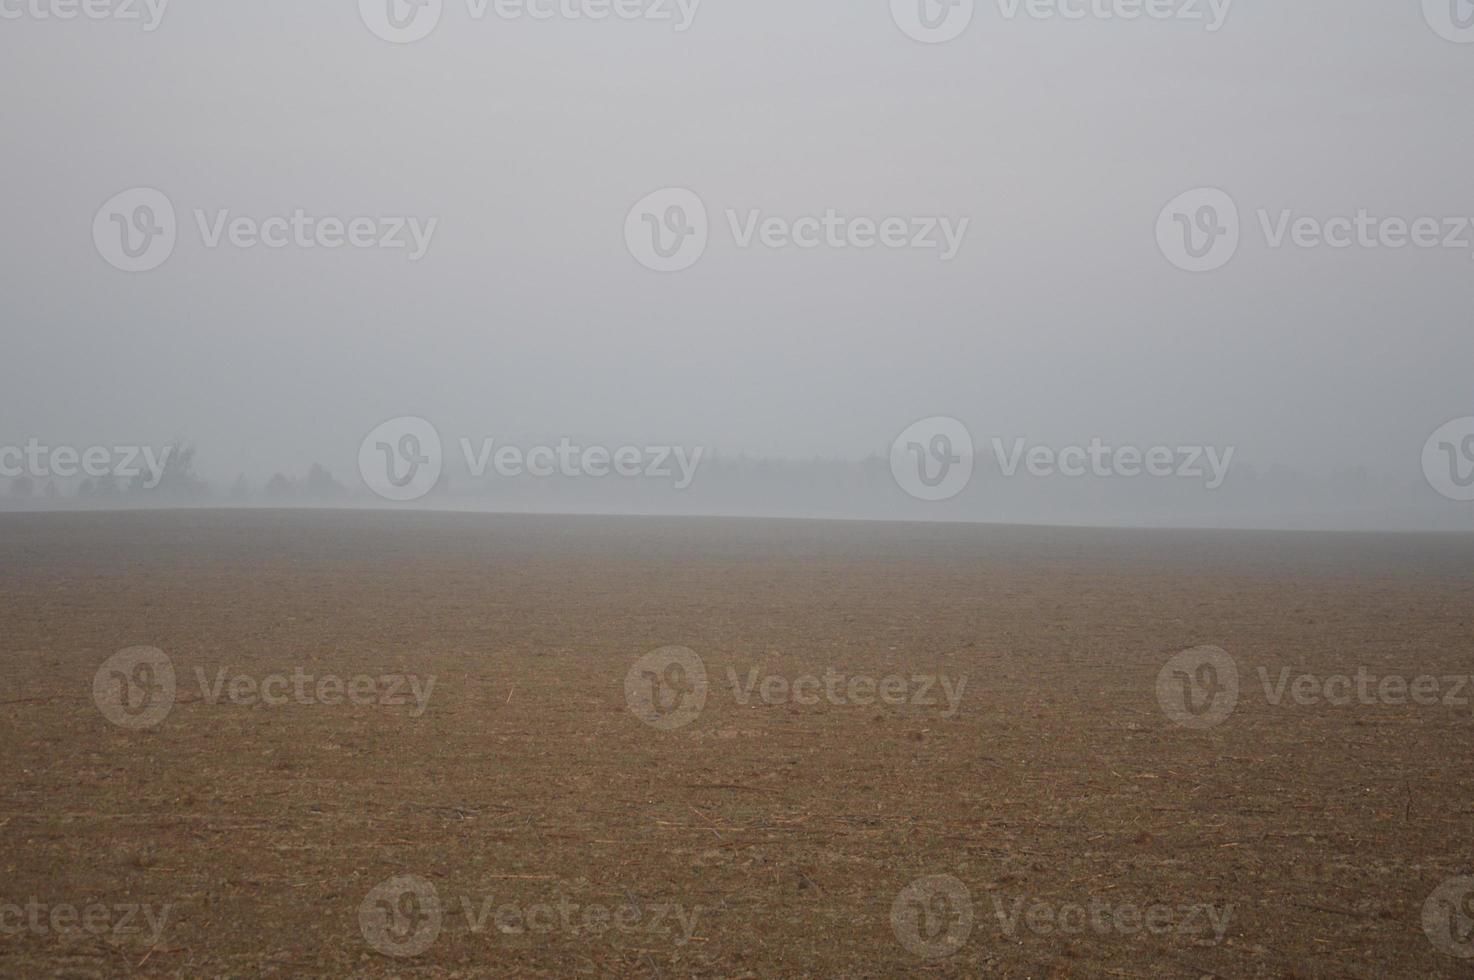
[1,0,1471,491]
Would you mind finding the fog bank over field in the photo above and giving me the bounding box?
[0,435,1464,532]
[1,0,1470,531]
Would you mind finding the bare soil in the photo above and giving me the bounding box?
[1,510,1473,977]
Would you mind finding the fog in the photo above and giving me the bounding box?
[2,0,1471,529]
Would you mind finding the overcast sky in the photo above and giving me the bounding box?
[1,0,1471,509]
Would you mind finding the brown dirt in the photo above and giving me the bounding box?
[1,510,1473,978]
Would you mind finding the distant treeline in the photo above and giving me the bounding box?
[0,448,1460,532]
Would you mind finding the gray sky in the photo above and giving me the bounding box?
[1,0,1471,524]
